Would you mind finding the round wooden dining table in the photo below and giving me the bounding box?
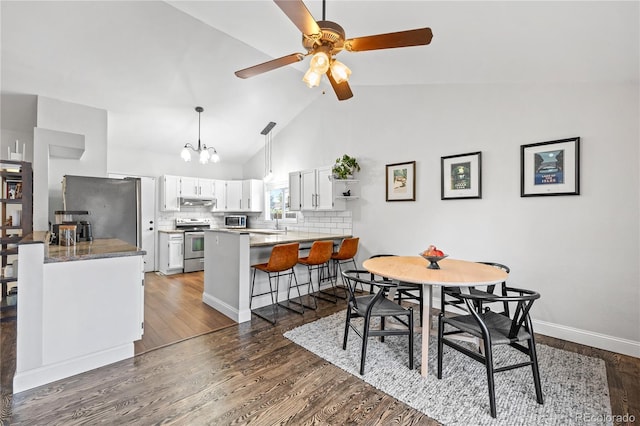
[362,256,508,377]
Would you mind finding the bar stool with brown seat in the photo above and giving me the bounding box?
[294,240,335,308]
[331,237,360,297]
[250,242,301,325]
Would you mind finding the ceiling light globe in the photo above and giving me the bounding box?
[310,52,330,74]
[181,147,192,162]
[303,69,322,88]
[210,150,220,163]
[330,60,352,84]
[199,149,210,164]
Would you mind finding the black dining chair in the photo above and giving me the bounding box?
[368,254,424,326]
[437,286,544,418]
[440,262,510,316]
[341,269,414,375]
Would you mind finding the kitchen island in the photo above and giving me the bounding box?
[203,229,351,323]
[14,233,145,393]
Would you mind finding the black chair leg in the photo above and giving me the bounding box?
[408,307,414,370]
[343,308,352,350]
[484,338,497,418]
[529,335,544,405]
[360,315,371,375]
[437,312,444,379]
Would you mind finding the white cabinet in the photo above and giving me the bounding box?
[224,181,243,211]
[160,175,180,212]
[180,176,199,198]
[289,171,302,211]
[242,179,264,212]
[180,177,215,198]
[158,232,184,275]
[199,178,216,199]
[292,166,344,211]
[212,179,226,211]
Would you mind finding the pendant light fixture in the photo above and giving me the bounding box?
[180,106,220,164]
[261,121,276,182]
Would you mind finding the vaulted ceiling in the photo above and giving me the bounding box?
[1,1,637,164]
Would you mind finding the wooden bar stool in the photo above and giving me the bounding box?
[331,237,359,297]
[294,240,335,309]
[250,242,301,324]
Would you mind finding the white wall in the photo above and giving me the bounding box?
[244,81,640,356]
[35,96,107,227]
[1,93,36,162]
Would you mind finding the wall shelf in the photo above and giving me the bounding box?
[1,160,33,302]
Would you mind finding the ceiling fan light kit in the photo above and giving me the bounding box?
[234,0,433,101]
[180,106,220,165]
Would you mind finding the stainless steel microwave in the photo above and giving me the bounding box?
[224,215,247,228]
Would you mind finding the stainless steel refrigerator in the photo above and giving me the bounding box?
[62,175,141,247]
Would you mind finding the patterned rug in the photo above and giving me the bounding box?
[284,311,612,425]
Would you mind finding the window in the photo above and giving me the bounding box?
[265,182,297,222]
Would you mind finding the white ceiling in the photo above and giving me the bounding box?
[1,1,637,164]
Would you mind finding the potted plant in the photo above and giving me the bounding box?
[332,154,361,180]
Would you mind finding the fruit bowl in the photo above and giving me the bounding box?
[419,253,448,269]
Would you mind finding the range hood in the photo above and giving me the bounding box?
[180,197,214,207]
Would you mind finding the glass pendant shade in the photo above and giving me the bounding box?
[199,149,210,164]
[303,69,322,88]
[309,51,330,74]
[181,147,192,162]
[330,60,352,84]
[210,150,220,163]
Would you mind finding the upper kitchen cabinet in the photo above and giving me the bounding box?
[291,166,343,211]
[242,179,264,212]
[221,180,263,212]
[211,180,226,212]
[180,177,215,199]
[160,175,180,212]
[224,180,243,211]
[289,166,357,211]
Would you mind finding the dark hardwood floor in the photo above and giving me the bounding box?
[1,273,638,425]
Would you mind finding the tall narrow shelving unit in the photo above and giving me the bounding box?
[0,160,33,317]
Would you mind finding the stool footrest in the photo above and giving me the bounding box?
[277,300,304,315]
[251,305,278,325]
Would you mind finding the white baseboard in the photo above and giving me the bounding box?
[202,292,249,323]
[13,343,133,394]
[532,319,640,358]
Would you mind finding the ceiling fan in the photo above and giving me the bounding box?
[234,0,433,101]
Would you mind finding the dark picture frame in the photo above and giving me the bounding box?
[6,180,22,199]
[441,151,482,200]
[521,137,580,197]
[386,161,416,201]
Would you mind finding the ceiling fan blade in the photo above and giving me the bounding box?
[327,69,353,101]
[274,0,320,36]
[345,28,433,52]
[235,53,305,79]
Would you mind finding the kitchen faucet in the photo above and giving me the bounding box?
[274,216,280,230]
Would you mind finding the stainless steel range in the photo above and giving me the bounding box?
[175,218,212,273]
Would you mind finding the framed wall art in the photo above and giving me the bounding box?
[441,151,482,200]
[521,137,580,197]
[386,161,416,201]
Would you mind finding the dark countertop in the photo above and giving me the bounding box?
[206,229,350,248]
[21,232,146,263]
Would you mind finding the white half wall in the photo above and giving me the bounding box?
[244,81,640,357]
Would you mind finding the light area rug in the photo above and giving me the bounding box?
[284,311,612,425]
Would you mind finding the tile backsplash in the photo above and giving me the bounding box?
[157,209,352,235]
